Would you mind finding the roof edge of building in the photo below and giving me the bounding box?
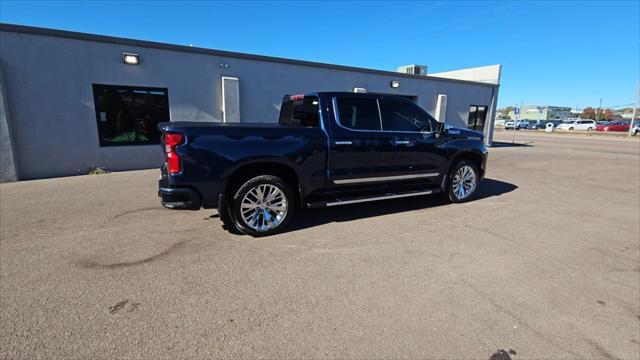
[0,22,498,88]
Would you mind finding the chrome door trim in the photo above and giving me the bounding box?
[326,190,433,207]
[334,140,352,145]
[333,172,440,185]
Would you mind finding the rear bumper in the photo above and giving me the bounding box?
[158,183,202,210]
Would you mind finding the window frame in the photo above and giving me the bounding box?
[332,95,383,132]
[467,104,488,132]
[332,95,437,134]
[378,97,439,133]
[92,83,171,147]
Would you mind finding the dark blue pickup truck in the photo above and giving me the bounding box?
[158,92,487,236]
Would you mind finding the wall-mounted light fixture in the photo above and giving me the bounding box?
[390,80,400,88]
[122,53,139,65]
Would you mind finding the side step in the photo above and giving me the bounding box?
[306,188,440,208]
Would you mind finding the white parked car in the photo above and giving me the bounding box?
[555,119,596,131]
[504,120,529,130]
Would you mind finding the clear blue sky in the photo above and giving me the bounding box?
[1,0,638,109]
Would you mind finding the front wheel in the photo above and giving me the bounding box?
[230,175,294,237]
[568,127,574,131]
[445,160,480,203]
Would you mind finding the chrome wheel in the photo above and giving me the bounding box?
[240,184,288,232]
[451,165,477,200]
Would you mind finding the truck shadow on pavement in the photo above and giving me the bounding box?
[491,141,534,148]
[283,178,517,234]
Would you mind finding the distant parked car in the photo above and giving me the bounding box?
[632,124,639,135]
[556,119,596,131]
[504,121,529,130]
[547,120,564,128]
[529,121,547,130]
[596,121,630,132]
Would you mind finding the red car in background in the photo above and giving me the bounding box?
[596,122,630,132]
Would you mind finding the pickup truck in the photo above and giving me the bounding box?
[158,92,488,236]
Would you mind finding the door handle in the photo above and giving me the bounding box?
[335,140,352,145]
[393,140,411,145]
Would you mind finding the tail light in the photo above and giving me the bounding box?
[164,132,185,174]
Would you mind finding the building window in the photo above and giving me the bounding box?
[467,105,487,132]
[92,84,169,146]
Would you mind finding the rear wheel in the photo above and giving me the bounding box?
[587,127,593,131]
[445,160,480,203]
[230,175,294,237]
[218,200,242,235]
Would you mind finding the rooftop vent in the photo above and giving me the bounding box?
[396,65,427,76]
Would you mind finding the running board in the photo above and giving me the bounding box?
[306,188,440,208]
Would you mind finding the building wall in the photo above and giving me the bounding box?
[0,65,18,182]
[510,105,573,121]
[0,29,497,180]
[430,64,501,85]
[519,106,547,120]
[547,106,572,119]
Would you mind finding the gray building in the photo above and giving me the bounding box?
[0,24,501,182]
[509,105,572,120]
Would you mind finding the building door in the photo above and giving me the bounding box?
[221,76,240,122]
[467,105,487,132]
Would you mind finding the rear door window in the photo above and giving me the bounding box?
[335,97,381,131]
[279,96,319,127]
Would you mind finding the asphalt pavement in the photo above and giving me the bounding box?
[1,131,639,359]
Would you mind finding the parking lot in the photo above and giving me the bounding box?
[1,132,638,359]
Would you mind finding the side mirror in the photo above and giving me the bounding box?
[437,122,450,136]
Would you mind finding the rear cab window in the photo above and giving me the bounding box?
[279,95,319,127]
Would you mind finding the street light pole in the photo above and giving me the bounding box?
[512,103,517,143]
[629,81,639,137]
[513,101,522,143]
[598,98,602,121]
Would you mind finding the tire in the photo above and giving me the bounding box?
[229,175,294,237]
[218,200,243,235]
[568,127,574,131]
[587,127,593,131]
[444,160,480,203]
